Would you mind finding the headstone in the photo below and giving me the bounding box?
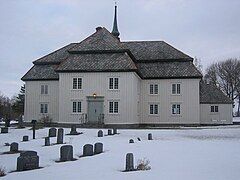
[70,125,78,135]
[129,139,134,143]
[125,153,134,171]
[31,120,37,139]
[23,135,29,142]
[17,151,39,171]
[113,128,118,135]
[148,133,153,140]
[60,145,73,161]
[108,129,112,135]
[94,143,103,154]
[1,127,8,133]
[57,128,64,144]
[48,128,57,137]
[45,137,50,146]
[83,144,93,156]
[10,142,18,152]
[137,137,141,141]
[97,130,103,137]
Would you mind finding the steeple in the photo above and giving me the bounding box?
[111,3,120,39]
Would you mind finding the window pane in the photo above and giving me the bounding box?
[172,104,176,114]
[109,102,113,113]
[40,104,44,113]
[177,84,181,94]
[114,78,119,89]
[172,84,176,94]
[177,104,181,114]
[73,102,76,113]
[45,85,48,94]
[215,106,218,112]
[154,84,158,94]
[78,78,82,89]
[44,104,48,113]
[73,78,77,89]
[150,84,154,94]
[211,106,214,112]
[150,104,154,114]
[109,78,113,89]
[77,102,81,113]
[41,85,44,94]
[154,104,158,114]
[114,102,118,113]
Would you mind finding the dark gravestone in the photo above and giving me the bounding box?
[17,151,39,171]
[70,125,78,135]
[57,128,64,144]
[83,144,93,156]
[49,128,57,137]
[125,153,134,171]
[148,133,153,140]
[60,145,73,161]
[137,137,141,141]
[10,142,18,152]
[97,130,103,137]
[23,136,29,142]
[113,128,118,135]
[129,139,134,143]
[108,129,112,135]
[45,137,50,146]
[94,143,103,154]
[1,127,8,133]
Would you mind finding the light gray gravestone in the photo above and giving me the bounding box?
[97,130,103,137]
[17,151,39,171]
[83,144,93,156]
[57,128,64,144]
[148,133,153,140]
[113,128,118,135]
[22,135,29,142]
[48,128,57,137]
[60,145,73,161]
[70,125,78,135]
[129,139,134,143]
[45,137,50,146]
[10,142,18,152]
[1,127,8,133]
[94,143,103,154]
[108,129,112,135]
[125,153,134,171]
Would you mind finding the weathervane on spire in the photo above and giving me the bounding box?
[111,1,120,40]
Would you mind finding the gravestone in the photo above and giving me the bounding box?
[45,137,50,146]
[129,139,134,143]
[148,133,153,140]
[60,145,73,161]
[94,143,103,154]
[23,136,29,142]
[57,128,64,144]
[10,142,18,152]
[17,151,39,171]
[70,125,78,135]
[1,127,8,133]
[108,129,112,135]
[97,130,103,137]
[49,128,57,137]
[83,144,93,156]
[137,137,141,141]
[125,153,134,171]
[113,128,118,135]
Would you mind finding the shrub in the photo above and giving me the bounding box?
[0,166,6,177]
[136,158,151,171]
[39,115,52,127]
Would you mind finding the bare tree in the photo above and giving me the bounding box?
[193,57,203,74]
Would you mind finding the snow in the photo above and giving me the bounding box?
[233,117,240,122]
[1,126,240,180]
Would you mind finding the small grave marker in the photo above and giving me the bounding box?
[83,144,93,156]
[148,133,153,140]
[17,151,39,171]
[1,127,8,133]
[94,143,103,154]
[49,128,57,137]
[57,128,64,144]
[22,136,29,142]
[45,137,50,146]
[97,130,103,137]
[10,142,18,152]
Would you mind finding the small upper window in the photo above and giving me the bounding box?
[109,78,119,90]
[150,84,158,95]
[172,104,181,115]
[149,104,159,115]
[72,101,81,113]
[73,78,82,89]
[40,103,48,113]
[109,101,119,114]
[41,85,48,95]
[172,83,181,95]
[211,106,219,113]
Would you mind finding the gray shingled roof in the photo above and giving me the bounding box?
[200,81,232,104]
[137,61,202,79]
[33,43,77,64]
[21,65,59,81]
[57,52,137,72]
[122,41,192,61]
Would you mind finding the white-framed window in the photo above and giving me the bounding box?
[150,84,158,95]
[109,78,119,90]
[72,101,82,113]
[172,104,181,115]
[41,85,48,95]
[210,105,219,113]
[73,78,82,89]
[109,101,119,114]
[172,83,181,95]
[149,104,159,115]
[40,103,48,113]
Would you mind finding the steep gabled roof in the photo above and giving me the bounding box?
[122,41,192,61]
[200,81,233,104]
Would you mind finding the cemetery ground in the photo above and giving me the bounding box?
[1,125,240,180]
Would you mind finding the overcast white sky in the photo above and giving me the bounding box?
[0,0,240,97]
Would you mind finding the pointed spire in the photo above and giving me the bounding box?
[111,2,120,39]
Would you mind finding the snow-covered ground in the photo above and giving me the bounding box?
[233,116,240,122]
[1,126,240,180]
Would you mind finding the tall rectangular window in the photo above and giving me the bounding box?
[149,104,158,115]
[109,101,119,114]
[150,84,158,94]
[40,103,48,113]
[109,78,119,90]
[172,83,181,95]
[150,84,154,94]
[73,78,82,89]
[72,101,81,113]
[41,85,48,95]
[172,104,181,115]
